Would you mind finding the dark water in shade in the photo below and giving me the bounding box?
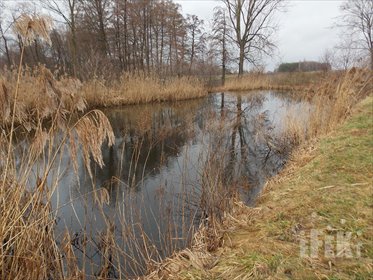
[17,90,310,277]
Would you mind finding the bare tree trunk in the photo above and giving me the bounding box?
[0,24,11,66]
[96,0,108,56]
[222,21,226,85]
[189,32,195,74]
[239,43,245,75]
[221,93,225,110]
[69,0,78,77]
[114,0,124,70]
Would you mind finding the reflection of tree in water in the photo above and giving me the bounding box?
[88,99,204,196]
[211,93,288,204]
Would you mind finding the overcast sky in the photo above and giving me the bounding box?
[176,0,344,71]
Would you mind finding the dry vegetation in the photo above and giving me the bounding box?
[220,71,329,92]
[0,66,207,126]
[0,15,114,279]
[82,73,206,107]
[280,68,372,145]
[1,10,372,280]
[0,66,86,127]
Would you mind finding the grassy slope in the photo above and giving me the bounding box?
[180,97,373,280]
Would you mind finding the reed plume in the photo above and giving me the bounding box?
[14,14,52,46]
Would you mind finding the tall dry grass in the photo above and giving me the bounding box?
[0,111,115,280]
[0,68,207,123]
[0,68,207,125]
[82,73,207,107]
[221,71,328,92]
[0,14,115,280]
[281,68,372,146]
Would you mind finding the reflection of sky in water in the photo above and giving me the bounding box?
[17,90,311,276]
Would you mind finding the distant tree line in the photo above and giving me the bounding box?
[0,0,288,82]
[277,61,331,73]
[0,0,370,82]
[0,0,221,80]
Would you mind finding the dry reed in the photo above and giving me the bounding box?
[280,68,372,145]
[0,14,116,280]
[82,73,207,107]
[0,66,86,127]
[221,71,328,92]
[0,67,207,126]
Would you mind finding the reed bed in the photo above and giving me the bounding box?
[0,67,207,126]
[0,66,86,127]
[281,68,372,146]
[82,74,207,108]
[221,71,328,92]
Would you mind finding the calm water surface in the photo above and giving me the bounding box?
[19,91,310,277]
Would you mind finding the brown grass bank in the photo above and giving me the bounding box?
[144,70,372,279]
[0,66,207,126]
[219,71,335,92]
[82,73,206,108]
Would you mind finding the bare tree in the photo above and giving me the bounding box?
[339,0,373,70]
[186,15,205,74]
[212,6,229,85]
[221,0,284,75]
[334,39,360,70]
[3,0,218,79]
[319,48,334,71]
[42,0,79,76]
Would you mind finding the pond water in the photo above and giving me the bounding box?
[17,90,310,277]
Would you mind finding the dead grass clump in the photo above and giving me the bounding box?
[0,182,64,280]
[14,14,52,46]
[73,110,115,177]
[0,107,115,279]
